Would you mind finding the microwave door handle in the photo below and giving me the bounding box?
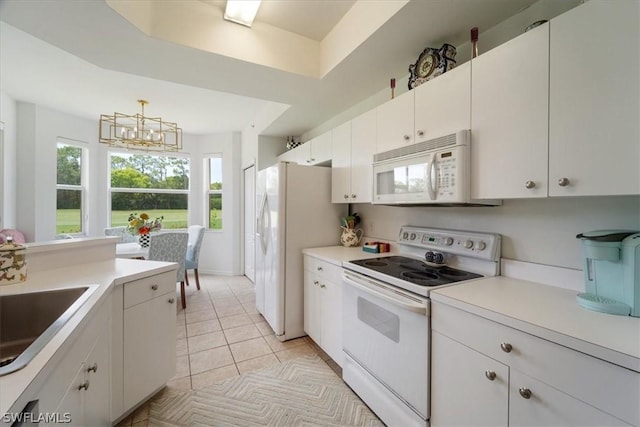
[427,155,437,200]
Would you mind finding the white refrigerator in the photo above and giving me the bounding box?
[255,162,346,341]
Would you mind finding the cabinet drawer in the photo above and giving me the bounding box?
[303,256,341,283]
[124,271,176,309]
[432,302,640,425]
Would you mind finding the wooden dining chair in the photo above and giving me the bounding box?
[148,232,189,309]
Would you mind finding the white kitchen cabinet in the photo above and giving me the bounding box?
[37,294,112,427]
[278,131,332,166]
[122,271,177,411]
[376,89,414,153]
[414,62,471,143]
[470,23,549,199]
[331,111,375,204]
[431,301,638,426]
[549,0,639,197]
[303,255,343,366]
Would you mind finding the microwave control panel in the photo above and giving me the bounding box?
[433,146,467,201]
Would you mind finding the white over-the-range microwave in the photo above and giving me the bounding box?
[372,130,501,206]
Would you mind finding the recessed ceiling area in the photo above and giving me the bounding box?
[0,0,553,138]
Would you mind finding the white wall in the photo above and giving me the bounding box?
[355,196,640,270]
[0,92,17,229]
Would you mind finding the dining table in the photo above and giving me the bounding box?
[116,242,149,259]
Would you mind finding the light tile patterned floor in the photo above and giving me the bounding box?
[116,274,339,427]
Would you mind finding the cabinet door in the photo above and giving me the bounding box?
[303,270,321,343]
[549,0,639,196]
[54,364,86,427]
[509,370,631,426]
[310,131,332,165]
[471,23,549,199]
[278,143,310,165]
[123,292,177,410]
[320,279,343,367]
[431,332,508,427]
[331,121,352,203]
[376,90,414,153]
[415,62,471,143]
[84,324,111,427]
[350,109,376,203]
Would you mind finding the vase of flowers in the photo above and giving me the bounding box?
[127,213,163,247]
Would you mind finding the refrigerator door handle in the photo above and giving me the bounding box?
[258,193,269,255]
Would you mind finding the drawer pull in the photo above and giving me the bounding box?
[168,298,175,304]
[519,387,532,399]
[320,284,326,289]
[151,284,159,290]
[500,342,513,353]
[78,380,90,391]
[485,370,496,381]
[87,363,98,373]
[313,281,319,286]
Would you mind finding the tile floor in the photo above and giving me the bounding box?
[116,274,339,426]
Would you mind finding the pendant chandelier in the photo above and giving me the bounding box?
[99,100,182,152]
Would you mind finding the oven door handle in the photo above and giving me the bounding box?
[343,272,428,315]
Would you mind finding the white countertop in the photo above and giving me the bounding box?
[0,258,177,416]
[431,276,640,372]
[302,245,394,266]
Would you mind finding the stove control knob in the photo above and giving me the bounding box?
[463,240,474,249]
[425,251,435,262]
[410,233,417,240]
[476,241,487,251]
[402,232,409,239]
[433,252,445,264]
[443,237,454,246]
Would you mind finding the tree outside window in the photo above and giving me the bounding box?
[56,142,86,235]
[208,155,223,230]
[109,153,190,229]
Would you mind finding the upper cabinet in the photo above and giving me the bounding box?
[277,131,332,166]
[331,110,376,204]
[470,23,549,199]
[548,0,639,197]
[414,62,471,144]
[376,90,414,153]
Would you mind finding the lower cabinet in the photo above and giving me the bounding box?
[303,255,343,366]
[117,271,177,413]
[431,302,637,426]
[37,294,112,426]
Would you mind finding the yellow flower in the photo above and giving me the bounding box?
[140,213,150,220]
[129,219,138,226]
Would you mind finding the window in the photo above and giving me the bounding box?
[56,142,86,235]
[109,152,190,229]
[207,155,223,229]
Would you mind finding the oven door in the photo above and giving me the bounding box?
[342,270,430,419]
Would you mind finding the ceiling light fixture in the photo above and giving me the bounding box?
[224,0,261,27]
[99,100,182,152]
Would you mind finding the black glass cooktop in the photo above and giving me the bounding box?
[349,256,482,287]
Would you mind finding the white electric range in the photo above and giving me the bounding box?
[341,226,501,427]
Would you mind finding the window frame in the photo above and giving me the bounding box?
[107,150,191,229]
[206,154,223,231]
[56,139,88,237]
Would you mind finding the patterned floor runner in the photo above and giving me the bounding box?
[148,355,384,426]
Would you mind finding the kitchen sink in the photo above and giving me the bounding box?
[0,285,99,376]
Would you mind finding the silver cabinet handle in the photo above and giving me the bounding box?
[168,298,175,304]
[558,177,570,187]
[78,380,90,391]
[351,194,357,199]
[87,363,98,373]
[417,130,425,137]
[320,284,326,289]
[317,266,323,272]
[519,387,532,399]
[525,180,536,189]
[485,370,496,381]
[500,342,513,353]
[344,194,349,199]
[151,284,158,290]
[403,134,410,141]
